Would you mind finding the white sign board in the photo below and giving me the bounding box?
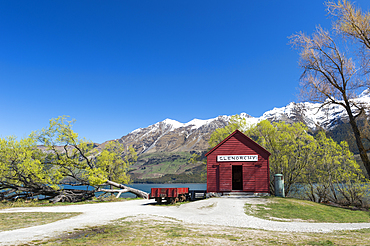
[217,155,258,162]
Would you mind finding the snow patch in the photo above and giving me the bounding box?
[161,117,220,131]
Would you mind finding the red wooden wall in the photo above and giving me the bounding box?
[206,130,270,193]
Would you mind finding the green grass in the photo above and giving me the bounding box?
[245,197,370,223]
[0,197,141,210]
[0,212,81,231]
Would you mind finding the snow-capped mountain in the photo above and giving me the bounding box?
[261,90,370,130]
[118,115,230,154]
[114,91,370,155]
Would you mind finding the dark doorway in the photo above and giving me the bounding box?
[232,165,243,190]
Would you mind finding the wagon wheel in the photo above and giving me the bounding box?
[155,197,162,204]
[179,194,186,202]
[171,197,179,204]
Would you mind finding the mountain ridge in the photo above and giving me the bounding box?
[114,90,370,156]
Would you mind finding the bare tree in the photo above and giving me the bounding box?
[328,0,370,76]
[290,0,370,176]
[328,0,370,49]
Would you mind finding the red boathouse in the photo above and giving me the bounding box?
[206,130,270,194]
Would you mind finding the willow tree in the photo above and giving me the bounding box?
[0,135,63,201]
[301,131,368,205]
[0,116,147,203]
[246,121,317,195]
[208,114,250,148]
[37,116,146,201]
[290,0,370,176]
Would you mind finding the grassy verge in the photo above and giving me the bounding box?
[0,197,141,210]
[29,216,370,245]
[245,197,370,223]
[0,212,81,231]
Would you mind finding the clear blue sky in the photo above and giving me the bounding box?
[1,0,370,144]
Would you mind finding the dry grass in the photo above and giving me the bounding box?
[0,212,81,232]
[28,215,370,245]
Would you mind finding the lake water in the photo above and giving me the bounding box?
[63,183,207,198]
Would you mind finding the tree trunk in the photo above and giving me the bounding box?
[49,189,95,203]
[0,185,95,203]
[345,104,370,177]
[105,180,149,199]
[97,188,130,198]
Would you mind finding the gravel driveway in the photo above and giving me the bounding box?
[1,197,370,245]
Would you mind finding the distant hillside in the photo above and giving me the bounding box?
[326,118,370,154]
[128,152,206,183]
[129,152,200,179]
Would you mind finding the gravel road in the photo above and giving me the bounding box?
[1,197,370,245]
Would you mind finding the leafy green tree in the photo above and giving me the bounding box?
[36,116,97,186]
[246,121,317,195]
[301,131,342,202]
[94,141,137,190]
[300,131,369,205]
[208,115,248,148]
[0,135,63,200]
[331,141,368,206]
[0,116,145,202]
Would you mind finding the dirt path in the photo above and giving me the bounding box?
[1,197,370,245]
